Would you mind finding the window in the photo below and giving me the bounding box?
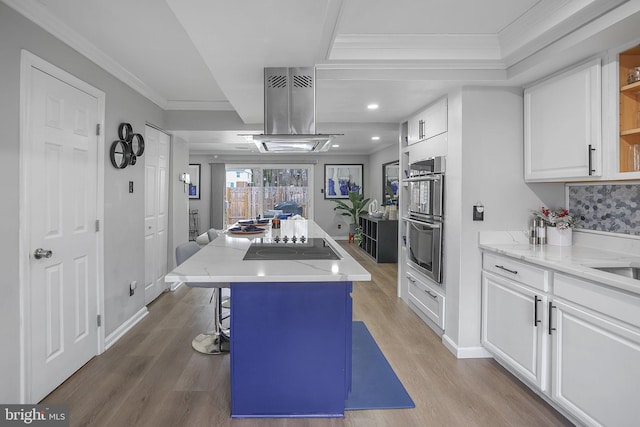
[225,165,314,226]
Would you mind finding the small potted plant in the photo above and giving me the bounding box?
[533,207,577,246]
[332,191,371,238]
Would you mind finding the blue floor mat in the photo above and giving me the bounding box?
[345,321,415,410]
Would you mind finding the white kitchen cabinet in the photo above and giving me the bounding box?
[481,252,550,391]
[550,273,640,427]
[406,268,445,330]
[481,271,548,391]
[524,59,602,181]
[406,110,423,145]
[406,97,447,145]
[482,251,640,426]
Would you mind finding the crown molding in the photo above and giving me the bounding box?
[506,0,640,84]
[330,34,502,61]
[2,0,169,109]
[316,0,344,62]
[164,100,235,111]
[500,0,628,67]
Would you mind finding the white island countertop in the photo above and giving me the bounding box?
[165,220,371,284]
[479,231,640,296]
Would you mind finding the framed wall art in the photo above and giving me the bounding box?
[382,160,399,206]
[324,164,363,199]
[188,163,201,199]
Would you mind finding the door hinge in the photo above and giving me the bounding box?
[96,123,101,136]
[95,220,100,232]
[97,314,101,327]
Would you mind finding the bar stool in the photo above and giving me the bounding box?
[175,242,229,354]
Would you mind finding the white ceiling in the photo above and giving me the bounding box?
[6,0,639,155]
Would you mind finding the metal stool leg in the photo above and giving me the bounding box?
[191,288,229,354]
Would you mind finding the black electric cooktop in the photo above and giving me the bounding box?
[243,238,341,261]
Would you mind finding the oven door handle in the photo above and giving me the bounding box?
[404,175,441,182]
[402,216,442,229]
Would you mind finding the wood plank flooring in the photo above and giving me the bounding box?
[42,242,573,427]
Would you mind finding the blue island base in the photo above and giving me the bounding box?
[230,281,353,418]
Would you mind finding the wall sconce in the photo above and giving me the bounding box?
[179,173,191,193]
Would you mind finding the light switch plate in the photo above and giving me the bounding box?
[473,205,484,221]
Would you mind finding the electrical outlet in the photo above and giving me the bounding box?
[129,181,134,193]
[337,224,341,229]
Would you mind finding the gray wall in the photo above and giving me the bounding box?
[187,155,212,236]
[188,154,371,237]
[0,3,165,403]
[210,163,226,229]
[443,87,564,352]
[169,136,190,270]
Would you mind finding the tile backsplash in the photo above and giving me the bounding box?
[568,184,640,235]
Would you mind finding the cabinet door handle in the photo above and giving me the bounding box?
[533,296,541,327]
[424,289,438,299]
[418,120,424,139]
[548,302,556,335]
[588,144,596,175]
[407,276,416,283]
[495,265,518,275]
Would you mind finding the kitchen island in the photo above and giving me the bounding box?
[165,220,371,418]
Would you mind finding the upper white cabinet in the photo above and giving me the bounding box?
[407,97,447,145]
[524,59,602,182]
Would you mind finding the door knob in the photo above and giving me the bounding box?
[34,248,53,259]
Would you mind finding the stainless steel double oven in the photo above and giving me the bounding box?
[405,156,444,284]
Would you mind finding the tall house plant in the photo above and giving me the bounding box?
[332,191,370,236]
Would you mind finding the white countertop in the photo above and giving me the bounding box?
[165,220,372,284]
[479,231,640,295]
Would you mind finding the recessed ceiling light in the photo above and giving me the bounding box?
[332,144,340,147]
[367,104,379,110]
[371,136,380,141]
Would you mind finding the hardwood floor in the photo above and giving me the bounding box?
[42,242,572,427]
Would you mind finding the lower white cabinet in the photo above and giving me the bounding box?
[481,272,548,390]
[407,268,445,330]
[482,252,640,426]
[550,276,640,427]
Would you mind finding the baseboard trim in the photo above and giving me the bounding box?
[442,334,493,359]
[104,307,148,350]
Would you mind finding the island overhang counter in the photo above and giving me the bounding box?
[165,220,371,418]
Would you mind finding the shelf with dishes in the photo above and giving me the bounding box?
[619,46,640,173]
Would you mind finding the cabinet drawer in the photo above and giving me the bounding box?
[407,270,445,329]
[483,252,549,292]
[554,273,640,329]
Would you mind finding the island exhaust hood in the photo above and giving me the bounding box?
[241,67,340,153]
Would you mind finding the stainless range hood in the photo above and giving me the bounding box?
[242,67,340,153]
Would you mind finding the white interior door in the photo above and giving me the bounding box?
[26,66,100,402]
[144,126,169,304]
